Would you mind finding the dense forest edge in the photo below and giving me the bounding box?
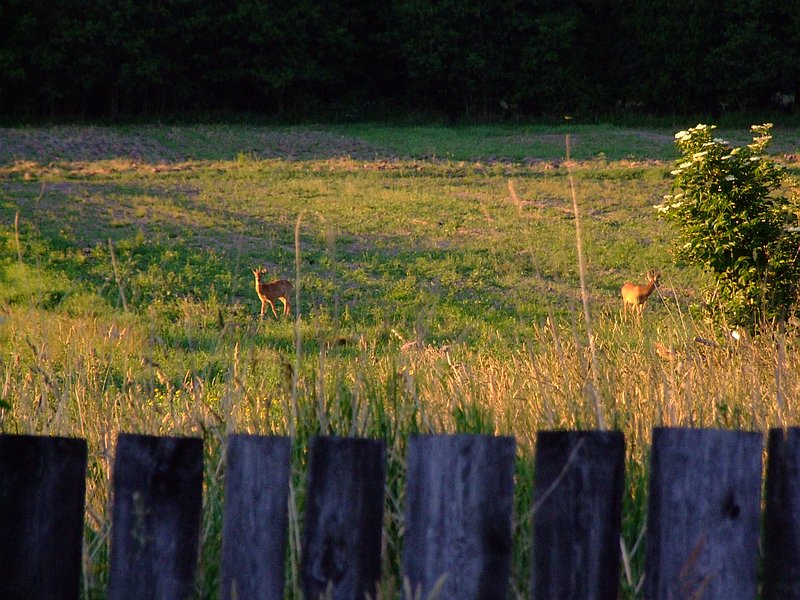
[1,0,798,122]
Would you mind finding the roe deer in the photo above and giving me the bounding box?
[252,267,293,319]
[621,269,661,316]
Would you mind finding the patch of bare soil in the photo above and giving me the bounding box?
[0,126,397,165]
[251,129,395,161]
[0,126,186,165]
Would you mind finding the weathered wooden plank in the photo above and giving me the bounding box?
[107,433,204,600]
[763,427,800,600]
[301,436,386,600]
[0,434,87,600]
[220,434,292,600]
[403,434,516,600]
[530,430,625,600]
[644,427,762,600]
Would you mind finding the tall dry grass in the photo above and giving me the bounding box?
[1,299,797,597]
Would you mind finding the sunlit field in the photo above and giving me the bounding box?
[2,123,799,598]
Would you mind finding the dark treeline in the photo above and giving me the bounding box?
[1,0,798,121]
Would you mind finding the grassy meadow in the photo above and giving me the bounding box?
[1,122,800,598]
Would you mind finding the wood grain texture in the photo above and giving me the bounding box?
[763,427,800,600]
[644,427,763,600]
[0,434,87,600]
[220,434,292,600]
[403,434,516,600]
[107,433,203,600]
[301,436,386,600]
[531,430,625,600]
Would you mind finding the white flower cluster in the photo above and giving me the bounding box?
[674,123,716,141]
[654,192,685,214]
[670,160,692,175]
[670,151,710,175]
[670,124,734,175]
[719,147,742,161]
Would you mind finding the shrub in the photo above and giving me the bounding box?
[656,123,800,328]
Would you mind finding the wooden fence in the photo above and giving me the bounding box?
[0,428,798,599]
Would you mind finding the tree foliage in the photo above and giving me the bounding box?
[0,0,798,119]
[657,124,800,328]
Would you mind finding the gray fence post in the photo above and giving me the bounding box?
[644,427,762,600]
[763,427,800,599]
[530,430,625,600]
[0,434,87,600]
[107,433,204,600]
[220,434,292,600]
[403,434,516,600]
[301,436,386,600]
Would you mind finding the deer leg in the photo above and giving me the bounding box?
[281,297,290,316]
[267,299,279,318]
[260,299,266,320]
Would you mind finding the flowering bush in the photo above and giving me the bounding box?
[656,123,800,328]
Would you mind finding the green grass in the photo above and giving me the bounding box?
[1,123,799,598]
